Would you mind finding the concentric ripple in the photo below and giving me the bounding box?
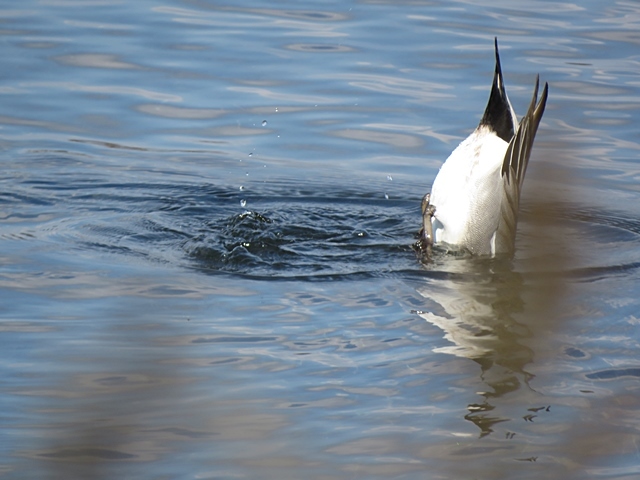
[182,195,420,279]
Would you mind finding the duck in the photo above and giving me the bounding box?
[420,38,548,257]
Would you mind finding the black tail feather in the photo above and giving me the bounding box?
[479,38,516,143]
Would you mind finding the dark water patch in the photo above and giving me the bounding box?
[209,358,243,365]
[586,368,640,380]
[565,347,587,359]
[285,43,355,53]
[183,193,420,279]
[0,191,55,208]
[38,448,136,460]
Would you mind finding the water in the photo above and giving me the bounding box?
[2,0,640,478]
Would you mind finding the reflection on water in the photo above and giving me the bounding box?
[418,258,534,437]
[414,180,564,441]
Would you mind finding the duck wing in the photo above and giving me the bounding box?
[494,77,549,254]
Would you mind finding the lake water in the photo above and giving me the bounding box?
[2,0,640,478]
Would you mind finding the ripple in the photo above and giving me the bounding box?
[16,174,640,284]
[586,368,640,380]
[22,81,182,102]
[136,104,226,119]
[285,43,354,53]
[331,128,423,148]
[53,53,141,69]
[246,8,348,22]
[184,198,418,279]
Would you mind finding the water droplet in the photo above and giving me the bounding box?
[387,175,393,181]
[262,120,267,126]
[240,199,247,207]
[239,185,244,191]
[384,193,389,200]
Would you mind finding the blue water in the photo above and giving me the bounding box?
[2,1,640,478]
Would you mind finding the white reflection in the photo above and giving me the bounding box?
[416,257,534,436]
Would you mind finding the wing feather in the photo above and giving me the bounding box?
[495,79,549,254]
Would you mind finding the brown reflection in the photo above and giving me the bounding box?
[28,322,291,479]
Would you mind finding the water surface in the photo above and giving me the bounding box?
[2,0,640,478]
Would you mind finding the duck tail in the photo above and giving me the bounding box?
[479,38,517,143]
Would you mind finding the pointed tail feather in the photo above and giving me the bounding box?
[479,38,517,143]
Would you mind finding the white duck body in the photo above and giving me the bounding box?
[423,39,548,257]
[430,127,510,255]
